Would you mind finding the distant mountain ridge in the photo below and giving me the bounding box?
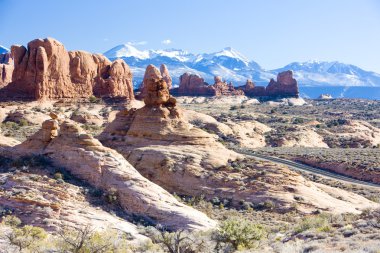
[0,45,9,55]
[104,44,380,88]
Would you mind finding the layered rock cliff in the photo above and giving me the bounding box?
[0,38,134,100]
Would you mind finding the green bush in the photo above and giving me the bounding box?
[2,215,22,227]
[214,217,266,250]
[18,119,29,127]
[294,214,331,234]
[54,172,64,180]
[89,95,99,103]
[5,223,47,251]
[56,225,128,253]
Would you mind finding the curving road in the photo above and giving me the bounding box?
[234,148,380,189]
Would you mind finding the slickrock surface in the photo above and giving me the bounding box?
[100,65,377,214]
[0,134,20,147]
[0,170,146,238]
[11,116,216,231]
[322,120,380,148]
[0,38,134,100]
[184,109,271,148]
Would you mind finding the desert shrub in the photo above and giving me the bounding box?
[10,155,52,168]
[254,200,276,210]
[56,225,129,253]
[2,121,21,130]
[5,223,48,251]
[143,225,212,253]
[292,118,304,124]
[104,188,118,204]
[18,119,29,127]
[294,213,331,234]
[213,217,266,251]
[2,215,22,227]
[89,95,100,103]
[54,172,64,180]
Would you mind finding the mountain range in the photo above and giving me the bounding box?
[103,44,380,88]
[1,43,379,89]
[0,45,9,55]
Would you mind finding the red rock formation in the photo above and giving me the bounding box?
[213,76,244,96]
[238,79,255,93]
[172,73,244,96]
[0,38,134,100]
[265,70,299,97]
[237,79,267,96]
[137,64,171,100]
[175,70,299,98]
[0,53,13,89]
[160,64,172,89]
[235,71,299,98]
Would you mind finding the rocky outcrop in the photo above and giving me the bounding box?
[265,70,299,97]
[171,73,244,96]
[137,64,173,100]
[173,71,298,98]
[236,71,299,98]
[0,52,13,88]
[213,76,244,96]
[172,72,215,96]
[0,169,147,237]
[0,38,134,100]
[160,64,172,89]
[12,114,216,231]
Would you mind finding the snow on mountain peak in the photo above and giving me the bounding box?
[104,44,149,60]
[0,45,9,54]
[149,48,193,62]
[102,43,380,88]
[213,47,250,63]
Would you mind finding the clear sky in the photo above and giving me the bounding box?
[1,0,379,72]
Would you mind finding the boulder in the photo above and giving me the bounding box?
[0,38,134,100]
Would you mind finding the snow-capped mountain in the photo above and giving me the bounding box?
[273,61,380,87]
[104,44,380,88]
[0,45,9,54]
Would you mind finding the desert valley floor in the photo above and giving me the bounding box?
[0,92,379,252]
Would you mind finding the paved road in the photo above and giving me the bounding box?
[234,149,380,189]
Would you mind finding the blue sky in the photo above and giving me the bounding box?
[1,0,380,72]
